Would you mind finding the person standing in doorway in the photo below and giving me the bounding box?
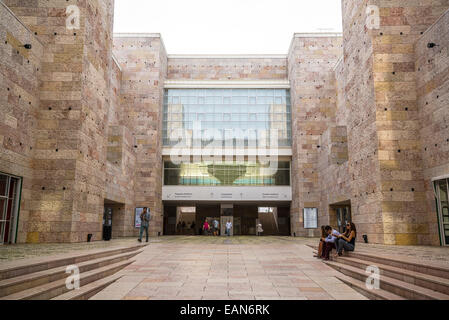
[256,222,263,236]
[213,219,219,236]
[138,207,150,243]
[226,220,232,237]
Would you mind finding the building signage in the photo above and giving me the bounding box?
[134,208,144,228]
[303,208,318,229]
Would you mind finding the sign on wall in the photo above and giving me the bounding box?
[135,208,144,228]
[303,208,318,229]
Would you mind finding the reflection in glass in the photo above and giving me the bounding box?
[163,89,292,147]
[164,161,290,186]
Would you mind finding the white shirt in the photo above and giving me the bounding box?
[226,222,232,229]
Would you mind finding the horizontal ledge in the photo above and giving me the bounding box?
[164,80,291,89]
[114,33,161,38]
[168,54,288,59]
[293,32,343,38]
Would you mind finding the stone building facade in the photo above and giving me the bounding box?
[0,0,448,246]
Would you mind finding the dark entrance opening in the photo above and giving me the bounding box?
[163,203,291,236]
[330,200,352,234]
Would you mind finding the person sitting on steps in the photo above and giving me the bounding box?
[334,222,357,257]
[314,225,327,258]
[321,225,340,260]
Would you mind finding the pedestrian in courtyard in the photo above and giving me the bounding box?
[226,220,232,237]
[191,221,196,235]
[314,225,327,258]
[335,222,357,257]
[203,219,210,236]
[213,219,219,236]
[256,222,263,236]
[321,225,340,260]
[138,207,150,243]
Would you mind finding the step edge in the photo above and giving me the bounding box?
[336,274,405,300]
[326,261,449,300]
[0,250,141,288]
[51,274,123,300]
[337,256,449,287]
[0,259,134,300]
[0,244,145,275]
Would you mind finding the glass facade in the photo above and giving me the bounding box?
[164,161,290,186]
[163,89,292,147]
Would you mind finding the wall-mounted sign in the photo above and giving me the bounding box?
[135,208,144,228]
[303,208,318,229]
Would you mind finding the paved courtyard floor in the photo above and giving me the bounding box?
[91,236,368,300]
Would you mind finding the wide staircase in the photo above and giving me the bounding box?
[0,244,146,300]
[308,245,449,300]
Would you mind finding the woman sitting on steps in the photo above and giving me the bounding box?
[334,222,357,257]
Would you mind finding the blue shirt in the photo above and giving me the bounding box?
[325,230,340,243]
[141,211,151,227]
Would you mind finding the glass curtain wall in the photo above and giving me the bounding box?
[163,88,292,147]
[164,161,290,186]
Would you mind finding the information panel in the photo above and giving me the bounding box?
[303,208,318,229]
[135,208,144,228]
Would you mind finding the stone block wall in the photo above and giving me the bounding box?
[337,0,449,245]
[288,34,343,237]
[3,0,115,243]
[415,8,449,245]
[113,35,167,237]
[0,2,43,243]
[167,56,287,80]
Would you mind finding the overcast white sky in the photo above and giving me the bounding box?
[114,0,342,54]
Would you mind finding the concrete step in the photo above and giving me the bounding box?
[0,260,134,300]
[347,251,449,280]
[306,244,449,280]
[335,273,405,300]
[51,274,123,300]
[325,260,449,300]
[0,250,142,297]
[0,243,146,281]
[336,256,449,295]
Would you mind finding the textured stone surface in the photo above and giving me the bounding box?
[0,2,43,243]
[288,34,343,237]
[112,35,167,237]
[1,1,448,245]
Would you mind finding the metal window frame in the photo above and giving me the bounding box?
[0,173,22,245]
[434,178,449,246]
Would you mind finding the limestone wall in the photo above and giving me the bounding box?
[0,3,43,243]
[167,56,287,80]
[415,8,449,245]
[288,34,343,237]
[113,35,167,237]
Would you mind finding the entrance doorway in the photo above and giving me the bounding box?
[330,201,352,234]
[435,178,449,246]
[0,173,21,245]
[163,203,291,236]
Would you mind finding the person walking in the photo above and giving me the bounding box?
[138,207,150,243]
[256,222,263,236]
[203,219,210,236]
[226,220,232,237]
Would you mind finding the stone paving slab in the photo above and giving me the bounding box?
[91,237,368,300]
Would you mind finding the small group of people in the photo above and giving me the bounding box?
[315,222,357,260]
[202,218,221,236]
[176,221,196,235]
